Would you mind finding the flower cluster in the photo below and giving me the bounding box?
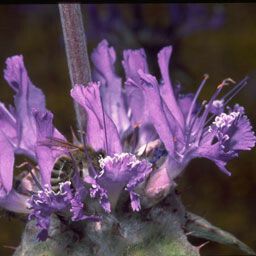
[0,39,254,241]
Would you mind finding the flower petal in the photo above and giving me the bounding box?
[28,181,97,240]
[0,103,17,141]
[71,83,122,155]
[224,114,256,151]
[0,189,29,213]
[91,40,129,134]
[123,49,148,126]
[136,70,175,154]
[90,184,111,213]
[195,142,235,176]
[33,110,66,185]
[4,55,46,156]
[28,184,69,241]
[0,131,15,197]
[195,110,255,175]
[95,153,152,211]
[122,48,149,84]
[158,46,185,128]
[178,93,196,118]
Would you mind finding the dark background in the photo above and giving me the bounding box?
[0,4,256,255]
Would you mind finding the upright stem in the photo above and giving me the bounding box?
[58,4,91,137]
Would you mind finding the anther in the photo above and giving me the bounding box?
[203,73,209,80]
[217,78,236,89]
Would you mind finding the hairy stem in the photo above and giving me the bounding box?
[59,3,91,136]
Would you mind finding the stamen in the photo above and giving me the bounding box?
[222,76,248,102]
[222,78,248,107]
[205,77,248,127]
[185,100,207,148]
[217,78,235,89]
[194,78,235,144]
[186,74,209,127]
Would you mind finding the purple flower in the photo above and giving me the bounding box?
[122,48,158,147]
[28,183,70,240]
[3,55,46,157]
[128,47,255,178]
[28,180,98,241]
[91,41,158,150]
[0,55,66,213]
[0,38,254,243]
[33,109,67,186]
[0,52,154,239]
[71,82,153,211]
[89,182,111,213]
[70,82,122,155]
[196,107,255,175]
[91,39,255,180]
[91,40,130,135]
[90,153,152,212]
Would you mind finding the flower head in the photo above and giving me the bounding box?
[0,40,254,242]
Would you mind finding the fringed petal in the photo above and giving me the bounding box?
[196,108,255,175]
[94,153,152,211]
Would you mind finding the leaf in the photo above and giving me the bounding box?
[184,212,256,255]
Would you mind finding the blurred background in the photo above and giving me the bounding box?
[0,3,256,255]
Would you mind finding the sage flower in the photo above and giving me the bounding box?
[91,39,255,188]
[0,39,254,243]
[129,46,255,178]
